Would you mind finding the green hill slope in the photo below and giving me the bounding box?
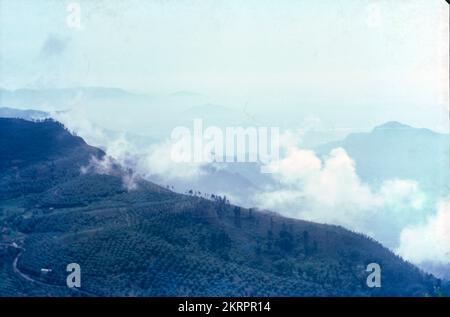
[0,119,443,296]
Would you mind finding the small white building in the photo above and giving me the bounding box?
[40,268,52,274]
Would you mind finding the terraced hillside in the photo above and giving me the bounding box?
[0,118,445,296]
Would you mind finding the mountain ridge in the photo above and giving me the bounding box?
[0,118,446,296]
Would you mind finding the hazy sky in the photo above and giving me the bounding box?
[0,0,448,131]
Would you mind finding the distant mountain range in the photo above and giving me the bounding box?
[0,118,445,296]
[0,87,358,149]
[166,121,450,211]
[0,87,147,106]
[316,121,450,192]
[0,87,219,140]
[0,107,49,121]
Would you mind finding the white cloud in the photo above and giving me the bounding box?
[254,147,425,237]
[379,179,425,210]
[138,140,205,180]
[397,199,450,265]
[52,108,110,147]
[54,109,206,185]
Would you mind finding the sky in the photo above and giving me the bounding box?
[0,0,448,132]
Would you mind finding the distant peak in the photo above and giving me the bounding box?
[373,121,412,131]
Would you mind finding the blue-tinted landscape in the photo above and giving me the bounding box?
[0,0,449,296]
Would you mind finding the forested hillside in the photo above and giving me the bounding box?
[0,119,445,296]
